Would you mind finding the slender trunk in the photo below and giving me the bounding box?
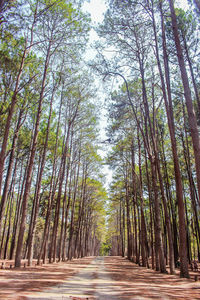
[145,149,154,270]
[131,143,138,263]
[73,165,87,259]
[119,198,124,257]
[121,199,125,257]
[182,37,200,115]
[138,132,147,267]
[68,151,81,260]
[58,155,70,261]
[183,185,192,264]
[125,164,132,260]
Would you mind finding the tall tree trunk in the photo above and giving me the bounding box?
[138,132,148,267]
[159,2,189,276]
[131,142,138,263]
[145,149,155,270]
[68,150,81,260]
[169,0,200,215]
[58,154,71,261]
[125,162,132,261]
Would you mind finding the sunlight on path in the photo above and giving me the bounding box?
[24,257,121,300]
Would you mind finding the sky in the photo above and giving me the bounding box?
[82,0,112,189]
[82,0,107,24]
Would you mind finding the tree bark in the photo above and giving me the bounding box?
[169,0,200,212]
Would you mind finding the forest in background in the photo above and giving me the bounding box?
[0,0,200,280]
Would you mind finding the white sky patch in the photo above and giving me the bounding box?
[82,0,107,24]
[82,0,107,59]
[176,0,189,9]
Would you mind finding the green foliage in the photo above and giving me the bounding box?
[99,241,111,256]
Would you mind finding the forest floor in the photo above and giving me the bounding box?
[0,256,200,299]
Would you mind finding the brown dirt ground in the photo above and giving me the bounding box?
[0,257,94,299]
[0,256,200,299]
[104,256,200,299]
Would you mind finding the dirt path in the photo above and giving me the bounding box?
[0,256,200,299]
[21,257,122,299]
